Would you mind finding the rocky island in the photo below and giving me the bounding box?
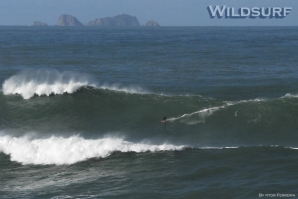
[33,14,159,27]
[31,21,48,26]
[144,21,160,27]
[86,14,140,27]
[57,14,84,26]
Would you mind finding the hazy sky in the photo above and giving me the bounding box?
[0,0,297,26]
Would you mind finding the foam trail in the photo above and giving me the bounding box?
[0,135,185,165]
[167,99,265,125]
[2,70,94,99]
[99,84,150,94]
[167,106,224,124]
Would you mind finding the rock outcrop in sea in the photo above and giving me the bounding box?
[86,14,140,27]
[57,14,84,26]
[31,21,48,26]
[144,21,160,27]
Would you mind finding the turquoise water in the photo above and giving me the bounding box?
[0,27,298,199]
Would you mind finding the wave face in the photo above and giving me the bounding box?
[0,134,185,165]
[1,74,298,150]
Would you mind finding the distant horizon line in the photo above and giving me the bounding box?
[0,25,297,27]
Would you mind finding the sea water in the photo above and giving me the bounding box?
[0,27,298,199]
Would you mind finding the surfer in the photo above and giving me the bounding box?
[161,116,166,123]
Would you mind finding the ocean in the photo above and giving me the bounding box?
[0,26,298,199]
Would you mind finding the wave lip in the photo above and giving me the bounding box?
[2,70,154,99]
[0,135,185,165]
[2,70,95,99]
[282,93,298,98]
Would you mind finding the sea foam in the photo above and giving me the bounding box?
[2,70,150,99]
[167,106,221,125]
[0,135,185,165]
[282,93,298,98]
[2,70,93,99]
[167,99,266,125]
[99,84,150,94]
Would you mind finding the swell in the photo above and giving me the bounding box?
[1,71,298,147]
[1,88,298,147]
[1,70,152,100]
[1,133,298,166]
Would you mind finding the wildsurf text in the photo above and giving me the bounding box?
[208,6,292,19]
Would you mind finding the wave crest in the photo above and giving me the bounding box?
[2,70,94,99]
[99,84,150,94]
[0,135,185,165]
[282,93,298,98]
[2,70,153,99]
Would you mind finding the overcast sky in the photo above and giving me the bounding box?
[0,0,297,26]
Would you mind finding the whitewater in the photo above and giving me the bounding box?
[2,70,151,99]
[0,134,185,165]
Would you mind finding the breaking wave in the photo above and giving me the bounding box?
[0,135,185,165]
[1,70,151,99]
[282,93,298,98]
[2,70,94,99]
